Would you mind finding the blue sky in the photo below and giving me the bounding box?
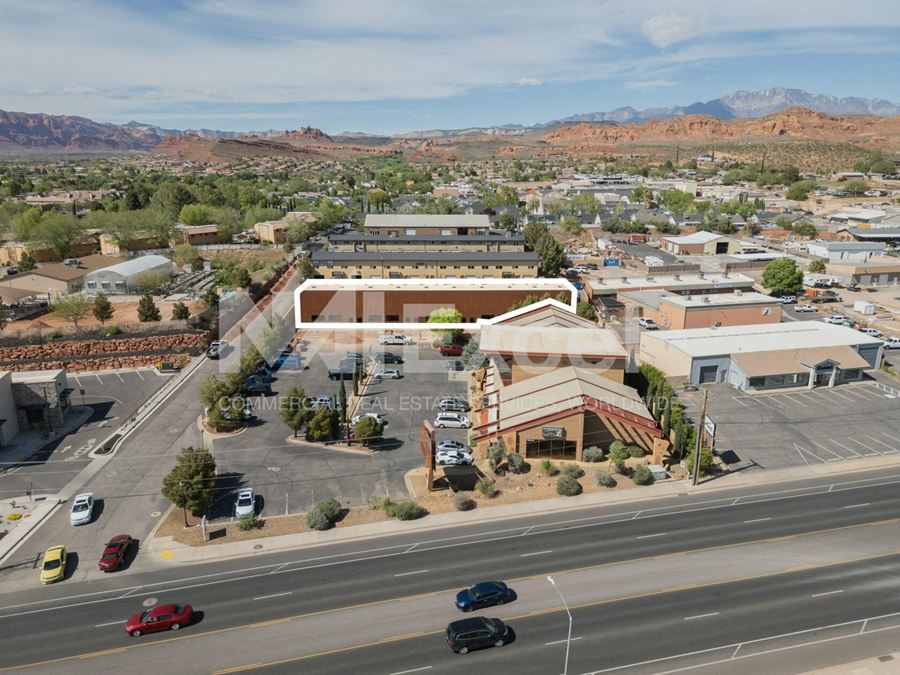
[1,0,899,134]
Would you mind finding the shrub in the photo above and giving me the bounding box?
[306,505,333,530]
[608,441,630,466]
[596,470,617,488]
[540,459,559,476]
[556,475,583,496]
[506,452,527,474]
[608,439,629,456]
[317,496,342,522]
[391,501,428,521]
[6,512,22,522]
[583,446,605,462]
[477,477,497,497]
[46,330,62,341]
[562,463,585,479]
[368,495,395,512]
[486,443,505,472]
[628,445,646,458]
[454,492,476,511]
[236,513,261,531]
[632,464,655,486]
[104,324,122,336]
[686,447,716,477]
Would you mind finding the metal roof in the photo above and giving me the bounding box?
[364,214,490,227]
[312,251,538,262]
[84,255,173,278]
[479,324,625,358]
[328,233,523,243]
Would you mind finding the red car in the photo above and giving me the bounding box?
[439,344,463,357]
[125,604,193,637]
[98,534,132,572]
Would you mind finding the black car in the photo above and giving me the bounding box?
[446,617,509,654]
[446,360,464,372]
[455,581,512,612]
[374,352,403,364]
[241,379,272,396]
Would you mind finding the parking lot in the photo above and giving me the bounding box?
[684,381,900,470]
[211,330,469,517]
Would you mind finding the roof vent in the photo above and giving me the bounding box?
[673,274,680,280]
[734,289,743,296]
[703,296,711,303]
[698,271,705,279]
[683,294,692,302]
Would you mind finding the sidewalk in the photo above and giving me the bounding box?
[0,405,92,466]
[148,451,900,565]
[0,494,60,562]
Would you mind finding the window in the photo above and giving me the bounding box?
[441,229,453,236]
[765,374,785,386]
[842,369,861,380]
[405,229,416,236]
[386,314,399,322]
[748,376,765,388]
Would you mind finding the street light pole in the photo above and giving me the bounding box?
[178,480,189,528]
[547,576,572,675]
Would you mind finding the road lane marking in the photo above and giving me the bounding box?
[684,612,719,621]
[389,667,432,675]
[844,503,870,509]
[520,550,552,557]
[94,620,124,628]
[744,518,772,524]
[253,592,292,601]
[636,533,667,539]
[394,569,429,577]
[811,589,844,598]
[269,563,288,574]
[545,636,583,646]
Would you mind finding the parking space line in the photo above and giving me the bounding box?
[731,397,754,410]
[135,370,144,380]
[95,374,103,384]
[747,397,778,411]
[74,375,82,387]
[843,436,881,455]
[865,435,897,453]
[781,394,808,407]
[842,388,874,401]
[828,389,857,402]
[830,439,864,458]
[810,440,849,461]
[793,444,825,464]
[116,371,125,382]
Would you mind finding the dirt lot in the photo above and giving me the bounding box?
[7,296,207,331]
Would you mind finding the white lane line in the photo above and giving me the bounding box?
[865,435,897,452]
[394,569,430,577]
[546,636,584,646]
[269,563,289,575]
[636,533,667,540]
[118,586,143,599]
[94,620,124,628]
[809,440,847,462]
[253,591,292,601]
[830,439,864,458]
[116,371,125,382]
[521,526,534,536]
[631,510,642,520]
[135,370,145,380]
[811,590,843,598]
[521,550,553,557]
[389,667,433,675]
[744,517,772,524]
[95,374,103,384]
[844,503,870,509]
[685,612,720,621]
[405,543,418,553]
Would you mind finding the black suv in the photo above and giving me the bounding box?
[374,352,403,364]
[446,617,509,654]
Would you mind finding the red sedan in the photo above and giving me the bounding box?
[125,604,193,637]
[98,535,132,572]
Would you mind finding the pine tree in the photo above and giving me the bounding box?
[338,379,347,427]
[661,397,672,437]
[672,417,685,460]
[92,293,114,325]
[137,292,161,322]
[17,250,37,272]
[171,301,190,320]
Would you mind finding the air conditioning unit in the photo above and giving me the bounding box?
[673,274,680,280]
[698,271,705,279]
[734,289,743,296]
[703,296,711,303]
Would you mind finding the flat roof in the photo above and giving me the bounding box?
[480,324,626,358]
[661,291,781,309]
[587,272,755,295]
[4,255,124,282]
[640,322,883,358]
[364,214,490,227]
[662,231,723,245]
[329,233,523,243]
[810,241,885,251]
[10,369,65,383]
[312,251,538,263]
[844,228,900,239]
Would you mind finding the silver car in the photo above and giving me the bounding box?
[434,412,471,429]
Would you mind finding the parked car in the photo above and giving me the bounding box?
[439,344,464,357]
[455,581,513,612]
[273,349,301,370]
[811,294,841,304]
[859,327,883,338]
[234,488,255,517]
[344,352,365,363]
[438,396,470,412]
[206,340,229,359]
[351,412,385,426]
[311,395,333,409]
[637,318,659,330]
[780,295,797,304]
[374,369,401,379]
[446,360,464,372]
[70,493,94,526]
[445,617,509,654]
[794,304,818,313]
[125,603,193,637]
[823,314,848,324]
[378,333,413,345]
[253,367,273,384]
[6,267,18,276]
[40,545,66,584]
[241,378,272,396]
[884,337,900,350]
[584,263,599,270]
[374,352,404,364]
[434,412,471,429]
[436,439,471,453]
[436,450,473,466]
[98,534,132,572]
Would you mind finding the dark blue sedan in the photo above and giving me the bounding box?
[455,581,512,612]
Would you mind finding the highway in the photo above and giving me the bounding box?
[3,467,900,672]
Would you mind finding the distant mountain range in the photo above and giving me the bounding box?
[0,88,898,152]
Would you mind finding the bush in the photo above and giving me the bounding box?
[368,495,395,512]
[477,477,497,497]
[6,512,22,522]
[391,501,428,521]
[104,324,122,336]
[556,475,583,496]
[628,445,646,459]
[46,330,62,341]
[686,447,716,477]
[596,470,617,488]
[540,459,559,476]
[454,492,476,511]
[307,497,342,530]
[317,496,342,522]
[486,443,505,472]
[562,463,585,479]
[583,446,605,462]
[608,439,629,456]
[236,513,261,531]
[632,464,655,486]
[506,452,527,474]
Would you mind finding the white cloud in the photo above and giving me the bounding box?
[641,13,699,48]
[624,79,679,90]
[518,78,543,86]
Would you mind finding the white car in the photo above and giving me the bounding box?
[434,412,471,429]
[823,315,848,324]
[234,488,255,517]
[780,295,797,304]
[351,412,385,425]
[69,493,94,526]
[311,396,333,409]
[436,439,471,453]
[637,318,659,330]
[884,337,900,349]
[378,334,413,345]
[794,304,818,313]
[858,327,883,338]
[374,369,401,379]
[435,450,474,466]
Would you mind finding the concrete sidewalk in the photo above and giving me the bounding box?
[148,451,900,564]
[0,494,60,563]
[0,405,92,466]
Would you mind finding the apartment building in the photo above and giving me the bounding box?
[363,214,491,236]
[327,233,525,253]
[310,251,539,279]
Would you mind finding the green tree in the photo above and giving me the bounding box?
[17,250,36,271]
[535,234,566,277]
[672,417,685,460]
[92,293,114,325]
[178,203,218,225]
[661,396,672,437]
[630,186,652,205]
[280,385,310,438]
[560,215,582,235]
[786,180,815,201]
[843,179,870,196]
[215,261,252,288]
[153,182,195,220]
[427,307,463,343]
[576,301,597,321]
[51,293,92,329]
[353,416,384,445]
[808,259,827,274]
[306,407,338,442]
[161,447,217,517]
[29,214,86,259]
[498,212,516,230]
[367,189,391,213]
[171,301,190,320]
[137,292,161,322]
[173,243,202,268]
[337,379,348,428]
[199,375,230,409]
[296,253,316,280]
[761,258,804,296]
[792,221,818,239]
[523,221,548,251]
[0,300,6,331]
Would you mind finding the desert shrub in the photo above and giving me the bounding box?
[6,513,22,522]
[628,445,646,458]
[506,452,527,474]
[540,459,559,476]
[391,501,428,520]
[556,475,583,496]
[596,470,617,488]
[608,442,630,466]
[632,464,655,486]
[307,496,342,530]
[454,492,476,511]
[236,513,261,531]
[477,477,497,497]
[317,496,342,522]
[486,443,505,472]
[46,330,62,341]
[368,495,395,512]
[583,446,605,462]
[561,463,585,479]
[686,447,716,477]
[104,324,122,336]
[608,439,629,456]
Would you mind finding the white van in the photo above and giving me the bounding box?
[379,334,412,345]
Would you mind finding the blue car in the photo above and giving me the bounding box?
[455,581,512,612]
[253,367,273,383]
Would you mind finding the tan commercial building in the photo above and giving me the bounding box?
[0,241,97,266]
[828,257,900,287]
[363,214,491,237]
[328,233,525,253]
[99,232,163,256]
[254,212,316,244]
[620,290,782,329]
[0,255,123,298]
[171,224,221,246]
[310,251,539,279]
[661,231,747,255]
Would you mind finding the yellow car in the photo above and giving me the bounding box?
[40,545,66,584]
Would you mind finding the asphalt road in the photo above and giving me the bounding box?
[3,466,900,671]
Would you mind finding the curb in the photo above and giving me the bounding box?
[0,497,62,564]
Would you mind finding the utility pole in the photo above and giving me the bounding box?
[547,576,572,675]
[692,389,709,486]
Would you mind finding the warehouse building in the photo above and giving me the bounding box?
[0,255,124,298]
[619,290,782,329]
[83,255,176,293]
[310,250,539,279]
[827,257,900,287]
[660,231,746,256]
[640,322,883,390]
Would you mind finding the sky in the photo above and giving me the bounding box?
[1,0,899,135]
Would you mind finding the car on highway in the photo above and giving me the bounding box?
[436,439,470,453]
[98,535,132,572]
[439,344,464,357]
[794,304,818,312]
[858,327,883,338]
[435,450,473,466]
[445,616,509,654]
[125,603,193,637]
[351,412,385,426]
[40,545,66,584]
[884,337,900,350]
[438,396,470,412]
[637,318,659,330]
[455,581,513,612]
[434,412,471,428]
[823,314,848,324]
[206,340,229,359]
[234,488,255,517]
[374,368,401,379]
[69,493,94,526]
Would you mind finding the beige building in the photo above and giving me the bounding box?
[99,233,163,256]
[0,372,19,446]
[171,224,221,246]
[253,212,317,244]
[0,255,123,298]
[661,231,748,256]
[0,241,97,266]
[310,251,539,279]
[10,369,71,433]
[328,233,524,253]
[620,290,782,329]
[363,214,491,236]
